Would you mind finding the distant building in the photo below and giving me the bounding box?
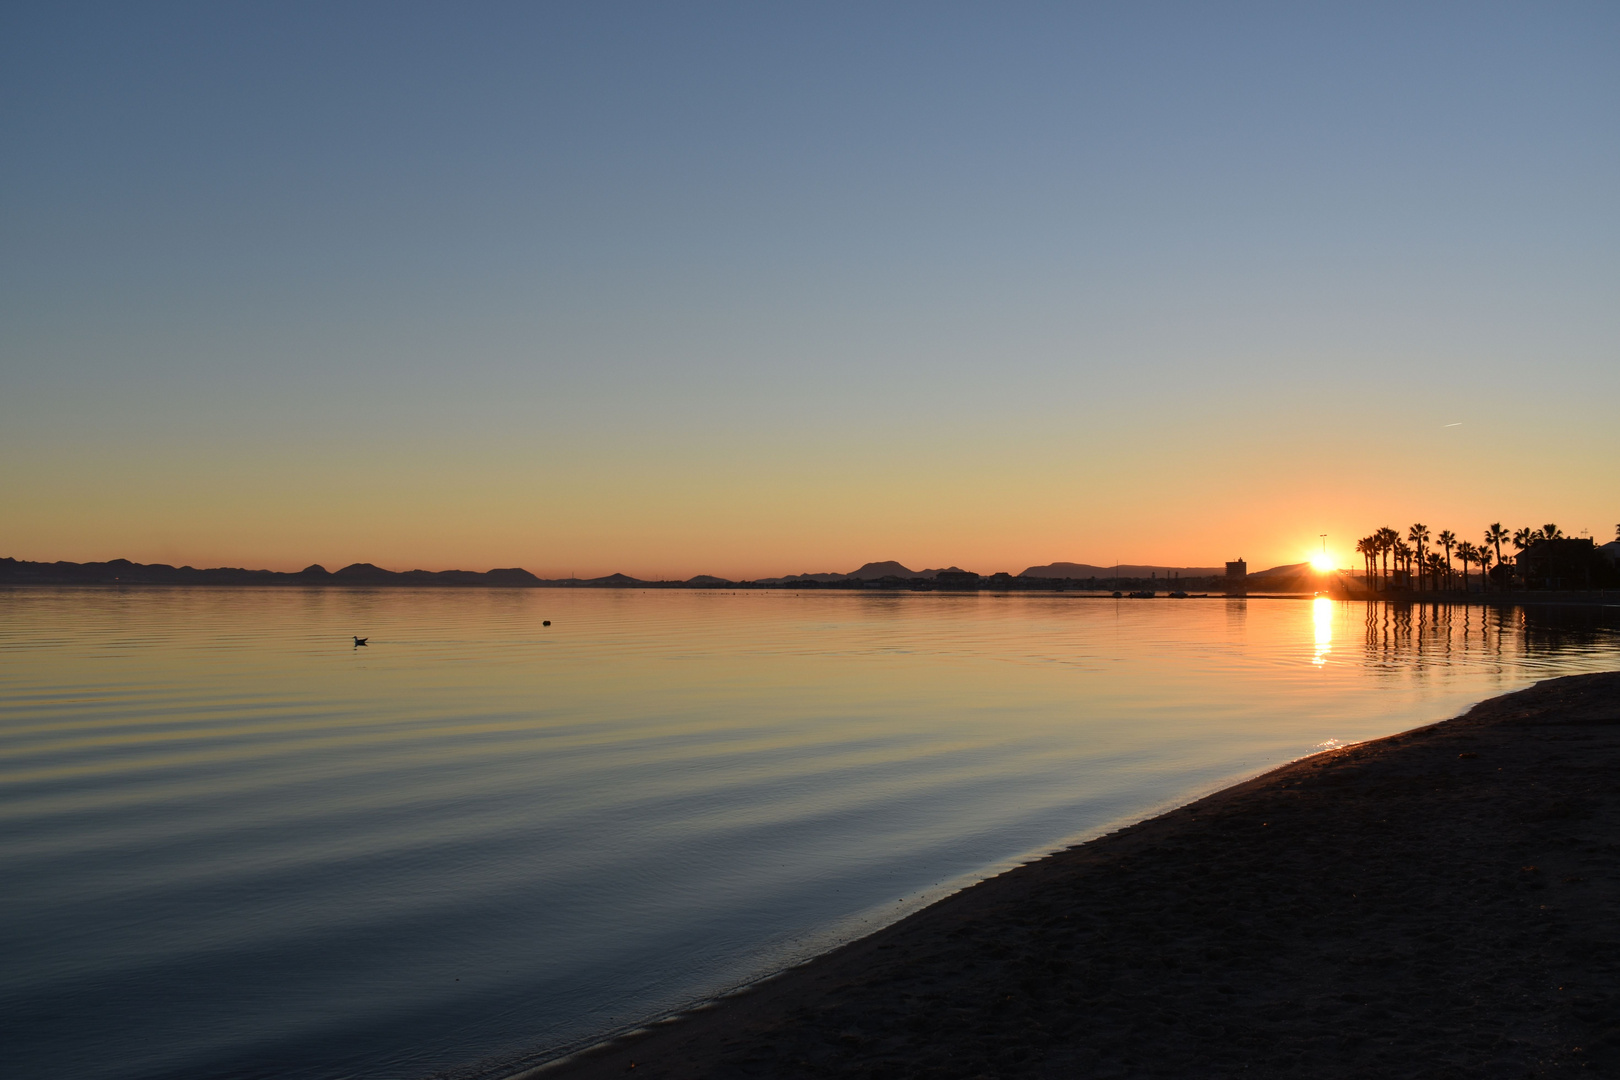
[1225,559,1247,596]
[1517,538,1618,590]
[935,570,981,589]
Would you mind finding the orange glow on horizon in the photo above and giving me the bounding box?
[3,426,1609,580]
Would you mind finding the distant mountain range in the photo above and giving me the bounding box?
[769,560,1227,582]
[1019,561,1226,579]
[0,558,553,588]
[768,561,971,583]
[0,556,1271,589]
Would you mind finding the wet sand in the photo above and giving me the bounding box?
[539,672,1620,1079]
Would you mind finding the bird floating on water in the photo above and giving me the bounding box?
[543,620,551,627]
[353,636,368,647]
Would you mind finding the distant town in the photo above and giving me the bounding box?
[1347,523,1620,594]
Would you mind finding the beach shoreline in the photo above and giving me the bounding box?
[534,672,1620,1079]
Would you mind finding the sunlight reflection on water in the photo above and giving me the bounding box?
[1,589,1616,1080]
[1313,596,1333,666]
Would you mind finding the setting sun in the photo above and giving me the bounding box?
[1310,553,1336,572]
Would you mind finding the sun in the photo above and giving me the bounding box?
[1310,553,1336,572]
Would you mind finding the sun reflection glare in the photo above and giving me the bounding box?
[1312,596,1333,666]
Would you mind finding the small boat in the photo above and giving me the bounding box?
[1169,590,1188,598]
[1128,590,1155,598]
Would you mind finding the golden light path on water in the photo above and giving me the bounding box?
[1,589,1617,1080]
[1313,595,1334,666]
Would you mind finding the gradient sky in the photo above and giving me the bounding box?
[3,2,1616,578]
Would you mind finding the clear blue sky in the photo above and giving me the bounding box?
[3,2,1616,575]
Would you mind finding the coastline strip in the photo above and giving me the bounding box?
[537,672,1620,1079]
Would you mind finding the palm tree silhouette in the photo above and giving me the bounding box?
[1350,519,1599,596]
[1438,530,1457,591]
[1356,535,1376,590]
[1484,523,1508,592]
[1425,551,1446,590]
[1376,527,1400,589]
[1456,541,1478,593]
[1408,524,1430,591]
[1512,527,1538,590]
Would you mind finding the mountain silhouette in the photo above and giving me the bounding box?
[1020,561,1224,579]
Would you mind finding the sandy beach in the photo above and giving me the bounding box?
[541,672,1620,1079]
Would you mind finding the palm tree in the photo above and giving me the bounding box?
[1512,527,1538,591]
[1477,545,1494,592]
[1394,540,1413,589]
[1438,530,1457,591]
[1356,535,1376,589]
[1516,527,1548,590]
[1543,523,1564,540]
[1456,541,1478,592]
[1376,526,1400,588]
[1425,551,1446,590]
[1408,524,1430,591]
[1484,523,1508,591]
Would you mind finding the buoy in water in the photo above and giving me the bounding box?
[542,620,551,627]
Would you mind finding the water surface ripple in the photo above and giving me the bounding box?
[3,588,1617,1079]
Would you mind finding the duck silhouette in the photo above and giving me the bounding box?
[353,636,368,647]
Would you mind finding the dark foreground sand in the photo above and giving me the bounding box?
[540,672,1620,1079]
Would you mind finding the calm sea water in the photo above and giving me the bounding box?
[3,588,1617,1080]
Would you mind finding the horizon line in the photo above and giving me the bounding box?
[2,553,1276,583]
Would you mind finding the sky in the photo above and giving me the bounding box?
[3,2,1617,578]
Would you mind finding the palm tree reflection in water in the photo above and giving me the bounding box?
[1353,600,1618,678]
